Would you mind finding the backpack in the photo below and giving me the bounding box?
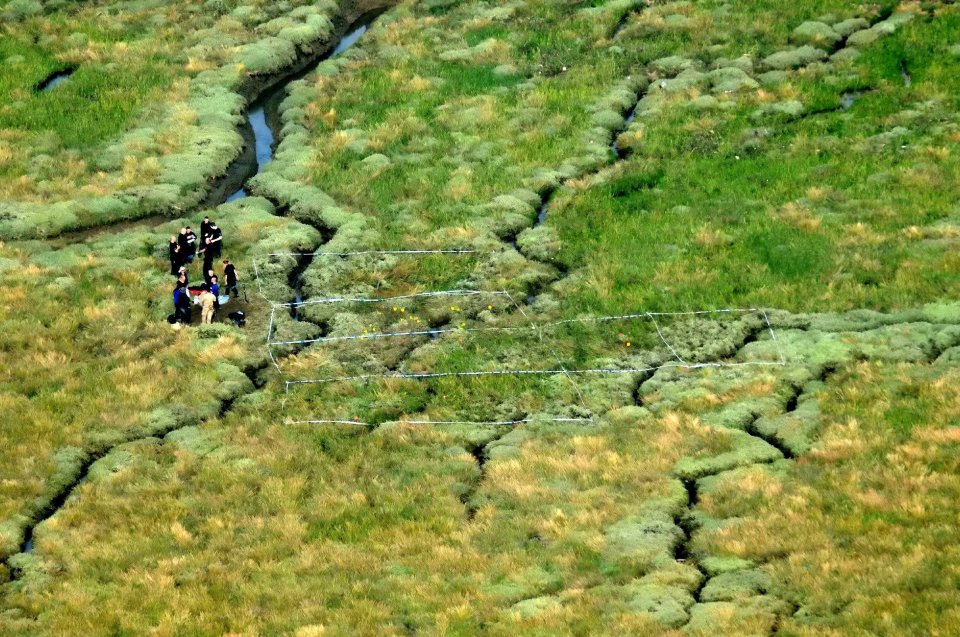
[227,311,246,327]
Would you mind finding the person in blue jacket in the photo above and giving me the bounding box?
[210,275,221,310]
[173,284,191,324]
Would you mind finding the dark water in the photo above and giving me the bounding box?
[36,67,76,92]
[840,89,876,110]
[290,290,304,320]
[535,202,548,227]
[331,22,371,55]
[533,188,558,228]
[226,19,376,202]
[51,215,171,246]
[250,106,274,169]
[225,106,273,201]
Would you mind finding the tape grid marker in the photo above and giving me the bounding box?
[286,417,596,427]
[285,360,787,388]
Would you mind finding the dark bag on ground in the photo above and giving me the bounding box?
[167,313,177,324]
[227,311,246,327]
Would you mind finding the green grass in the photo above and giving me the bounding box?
[550,5,960,314]
[694,361,960,635]
[1,0,959,634]
[0,0,348,219]
[0,22,172,149]
[0,196,319,562]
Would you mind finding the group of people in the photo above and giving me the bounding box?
[169,216,240,325]
[168,216,224,275]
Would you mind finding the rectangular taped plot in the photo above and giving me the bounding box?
[282,308,786,426]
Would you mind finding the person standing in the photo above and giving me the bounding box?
[177,228,192,264]
[200,286,217,324]
[207,223,223,259]
[202,239,215,274]
[174,284,192,324]
[222,259,239,298]
[210,276,221,310]
[168,236,181,275]
[184,226,198,264]
[200,216,213,244]
[172,284,182,320]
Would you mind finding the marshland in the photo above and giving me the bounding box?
[1,0,959,634]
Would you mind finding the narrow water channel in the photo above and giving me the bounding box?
[226,17,379,203]
[225,105,274,202]
[36,66,77,92]
[278,14,382,319]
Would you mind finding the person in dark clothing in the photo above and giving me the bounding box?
[200,216,213,244]
[177,267,188,287]
[202,240,215,273]
[168,236,181,275]
[172,285,180,319]
[184,226,198,263]
[207,223,223,259]
[177,228,191,263]
[222,259,239,297]
[199,218,214,269]
[173,285,191,324]
[203,268,216,287]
